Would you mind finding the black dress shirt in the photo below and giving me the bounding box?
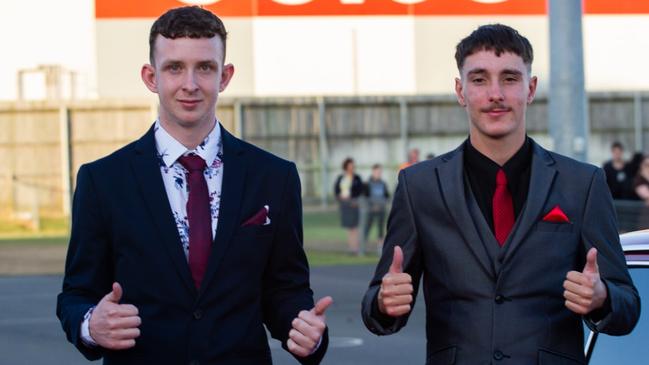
[463,137,532,234]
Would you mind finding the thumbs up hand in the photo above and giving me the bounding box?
[88,282,141,350]
[378,246,413,317]
[563,248,608,315]
[287,296,333,357]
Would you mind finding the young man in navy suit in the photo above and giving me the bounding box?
[362,24,640,364]
[57,6,330,364]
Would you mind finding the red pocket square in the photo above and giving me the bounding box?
[242,205,270,227]
[542,205,570,223]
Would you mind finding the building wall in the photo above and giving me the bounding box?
[3,1,649,101]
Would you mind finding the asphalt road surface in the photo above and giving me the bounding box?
[0,264,426,365]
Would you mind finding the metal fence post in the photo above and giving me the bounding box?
[399,98,409,162]
[234,100,244,138]
[59,105,72,218]
[634,93,643,152]
[317,97,329,208]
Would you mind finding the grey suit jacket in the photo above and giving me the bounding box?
[362,140,640,365]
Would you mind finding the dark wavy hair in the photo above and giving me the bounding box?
[149,6,228,65]
[455,24,533,72]
[342,158,354,171]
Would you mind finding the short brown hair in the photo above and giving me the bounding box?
[455,24,533,72]
[149,6,228,65]
[342,158,354,171]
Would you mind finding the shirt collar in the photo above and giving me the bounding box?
[154,120,222,168]
[464,136,532,181]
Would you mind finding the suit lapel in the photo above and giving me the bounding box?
[131,124,196,296]
[436,145,495,279]
[502,141,557,263]
[198,126,246,296]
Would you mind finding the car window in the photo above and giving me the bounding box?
[586,267,649,364]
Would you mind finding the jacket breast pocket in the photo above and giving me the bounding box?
[538,348,585,365]
[535,221,574,234]
[426,346,456,365]
[234,224,274,238]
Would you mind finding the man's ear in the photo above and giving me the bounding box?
[527,75,538,104]
[219,63,235,92]
[141,64,158,94]
[455,77,466,107]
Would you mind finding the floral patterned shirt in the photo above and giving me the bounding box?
[154,121,224,260]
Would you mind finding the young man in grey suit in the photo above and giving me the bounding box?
[57,6,331,364]
[362,24,640,364]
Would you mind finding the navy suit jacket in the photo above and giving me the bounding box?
[362,140,640,365]
[57,124,327,365]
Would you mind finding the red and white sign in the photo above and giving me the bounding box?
[96,0,649,18]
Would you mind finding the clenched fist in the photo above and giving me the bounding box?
[378,246,413,317]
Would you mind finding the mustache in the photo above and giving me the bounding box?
[480,104,512,113]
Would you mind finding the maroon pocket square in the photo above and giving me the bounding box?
[242,205,270,227]
[542,205,570,223]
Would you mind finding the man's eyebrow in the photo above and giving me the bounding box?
[160,60,182,66]
[466,68,487,76]
[501,69,523,76]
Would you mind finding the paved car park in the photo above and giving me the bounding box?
[0,265,426,365]
[3,237,647,365]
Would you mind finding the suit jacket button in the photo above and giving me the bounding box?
[493,350,504,360]
[193,309,203,320]
[495,295,505,304]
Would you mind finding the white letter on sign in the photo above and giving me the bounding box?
[178,0,222,5]
[272,0,315,5]
[392,0,426,4]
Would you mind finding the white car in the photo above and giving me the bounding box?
[585,230,649,363]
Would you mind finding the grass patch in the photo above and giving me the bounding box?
[0,209,379,275]
[0,216,69,238]
[303,209,346,244]
[306,250,379,267]
[0,235,68,246]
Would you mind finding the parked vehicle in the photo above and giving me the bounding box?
[586,230,649,363]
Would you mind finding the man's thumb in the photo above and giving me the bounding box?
[313,296,333,316]
[583,248,599,274]
[105,282,123,303]
[389,246,404,274]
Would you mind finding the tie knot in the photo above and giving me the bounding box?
[178,154,207,172]
[496,169,508,186]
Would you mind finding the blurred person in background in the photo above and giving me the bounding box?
[399,148,420,171]
[633,155,649,205]
[602,141,633,199]
[56,6,330,365]
[632,155,649,228]
[334,157,364,255]
[363,164,390,254]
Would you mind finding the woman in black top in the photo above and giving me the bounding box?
[334,157,364,255]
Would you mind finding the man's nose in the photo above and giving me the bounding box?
[182,71,199,92]
[487,83,505,102]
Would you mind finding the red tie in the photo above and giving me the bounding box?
[493,169,514,246]
[178,155,212,289]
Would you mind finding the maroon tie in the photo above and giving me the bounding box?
[493,169,514,246]
[178,155,212,288]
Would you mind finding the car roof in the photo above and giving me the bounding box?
[620,230,649,265]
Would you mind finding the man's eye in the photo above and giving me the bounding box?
[199,64,214,72]
[472,78,485,84]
